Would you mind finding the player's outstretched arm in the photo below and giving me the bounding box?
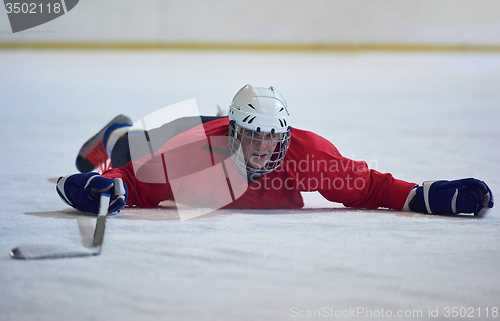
[56,173,128,214]
[403,178,494,216]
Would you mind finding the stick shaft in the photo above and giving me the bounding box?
[92,193,110,248]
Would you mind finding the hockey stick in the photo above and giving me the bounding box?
[10,193,111,260]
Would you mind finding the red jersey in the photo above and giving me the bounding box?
[102,118,415,210]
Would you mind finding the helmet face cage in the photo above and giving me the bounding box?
[228,121,292,180]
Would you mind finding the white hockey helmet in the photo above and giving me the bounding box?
[228,84,292,179]
[228,84,290,133]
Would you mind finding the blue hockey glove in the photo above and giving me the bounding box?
[56,172,128,214]
[405,178,493,216]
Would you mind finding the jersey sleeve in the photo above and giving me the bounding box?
[286,129,416,211]
[319,163,416,211]
[102,158,174,208]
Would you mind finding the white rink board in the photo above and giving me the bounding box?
[1,0,500,44]
[0,51,499,321]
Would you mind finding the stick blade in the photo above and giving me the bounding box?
[10,244,100,260]
[11,193,110,260]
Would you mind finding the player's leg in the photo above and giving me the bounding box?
[89,115,228,170]
[75,115,133,173]
[110,116,227,167]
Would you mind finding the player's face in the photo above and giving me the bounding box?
[240,131,279,169]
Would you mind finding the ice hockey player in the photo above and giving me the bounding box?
[56,85,494,217]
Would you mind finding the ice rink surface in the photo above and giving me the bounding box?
[1,50,499,320]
